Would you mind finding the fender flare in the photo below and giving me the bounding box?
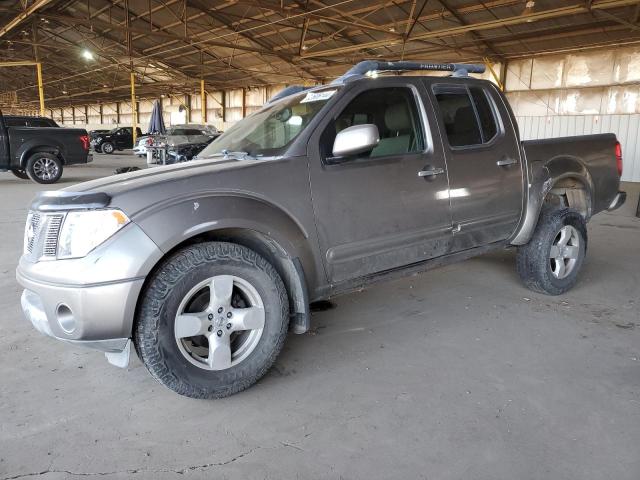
[511,155,594,245]
[19,141,64,167]
[132,193,323,333]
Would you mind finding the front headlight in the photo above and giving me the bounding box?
[95,137,103,144]
[57,209,129,259]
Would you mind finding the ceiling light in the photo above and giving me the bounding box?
[301,45,308,50]
[522,0,535,18]
[389,27,396,32]
[62,90,68,94]
[82,49,94,60]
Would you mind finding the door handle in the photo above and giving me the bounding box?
[496,158,518,167]
[418,167,445,178]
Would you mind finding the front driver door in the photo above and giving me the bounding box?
[308,81,453,284]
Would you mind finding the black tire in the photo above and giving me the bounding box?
[94,145,102,153]
[134,242,289,399]
[25,152,63,184]
[516,208,587,295]
[11,169,29,180]
[101,142,114,154]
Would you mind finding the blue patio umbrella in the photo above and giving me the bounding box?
[148,99,166,134]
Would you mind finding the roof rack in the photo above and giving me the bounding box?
[331,60,486,84]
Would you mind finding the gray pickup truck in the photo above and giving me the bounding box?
[16,61,626,398]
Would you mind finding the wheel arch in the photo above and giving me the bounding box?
[511,155,594,245]
[131,195,321,334]
[19,144,64,167]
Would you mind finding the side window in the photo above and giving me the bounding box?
[470,87,497,141]
[31,119,51,127]
[433,85,499,148]
[4,118,21,127]
[322,87,424,159]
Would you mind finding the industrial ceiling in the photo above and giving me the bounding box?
[2,0,640,108]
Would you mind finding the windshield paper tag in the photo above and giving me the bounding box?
[300,90,336,103]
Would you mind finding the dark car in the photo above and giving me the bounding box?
[4,115,59,128]
[16,61,625,398]
[88,129,110,140]
[92,126,142,154]
[0,111,91,183]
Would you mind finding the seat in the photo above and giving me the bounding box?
[448,106,481,146]
[370,102,413,157]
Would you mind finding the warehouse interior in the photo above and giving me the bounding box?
[1,1,639,479]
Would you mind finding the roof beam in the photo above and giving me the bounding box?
[0,0,56,38]
[301,0,640,58]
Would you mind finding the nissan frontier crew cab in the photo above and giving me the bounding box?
[16,61,626,399]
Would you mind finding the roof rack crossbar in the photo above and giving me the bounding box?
[332,60,486,84]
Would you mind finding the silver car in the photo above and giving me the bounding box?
[133,124,220,156]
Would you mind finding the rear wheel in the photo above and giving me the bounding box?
[516,208,587,295]
[101,142,114,154]
[134,242,289,398]
[11,169,29,180]
[25,153,63,184]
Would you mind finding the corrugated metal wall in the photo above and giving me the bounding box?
[516,114,640,182]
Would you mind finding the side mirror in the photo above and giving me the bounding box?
[330,124,379,161]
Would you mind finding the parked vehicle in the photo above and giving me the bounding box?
[0,111,91,183]
[88,129,110,140]
[165,138,215,163]
[133,124,221,157]
[17,61,625,398]
[4,115,59,128]
[92,126,142,153]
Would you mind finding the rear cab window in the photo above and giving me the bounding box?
[432,83,500,148]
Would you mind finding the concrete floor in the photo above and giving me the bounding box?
[1,152,639,480]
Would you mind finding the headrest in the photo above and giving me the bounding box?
[384,103,411,131]
[453,106,477,133]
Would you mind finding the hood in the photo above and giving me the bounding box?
[62,156,274,200]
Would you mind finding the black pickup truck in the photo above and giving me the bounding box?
[0,112,92,184]
[92,126,142,153]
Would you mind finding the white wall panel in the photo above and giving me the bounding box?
[516,114,639,182]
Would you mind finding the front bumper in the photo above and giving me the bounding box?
[16,222,163,354]
[607,191,626,211]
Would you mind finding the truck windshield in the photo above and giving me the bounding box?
[199,87,339,159]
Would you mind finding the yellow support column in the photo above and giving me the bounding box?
[201,79,207,123]
[130,71,137,144]
[36,62,45,115]
[483,57,504,91]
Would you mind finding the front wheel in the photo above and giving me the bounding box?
[101,142,114,154]
[516,208,587,295]
[25,153,63,184]
[134,242,289,398]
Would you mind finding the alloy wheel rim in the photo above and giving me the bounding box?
[549,225,580,279]
[103,143,113,153]
[33,158,59,181]
[174,275,265,371]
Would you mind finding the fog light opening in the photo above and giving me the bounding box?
[56,304,76,333]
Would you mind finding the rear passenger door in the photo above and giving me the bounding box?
[308,81,452,284]
[428,81,523,249]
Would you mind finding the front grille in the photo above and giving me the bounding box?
[26,212,41,254]
[24,211,64,260]
[43,215,63,257]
